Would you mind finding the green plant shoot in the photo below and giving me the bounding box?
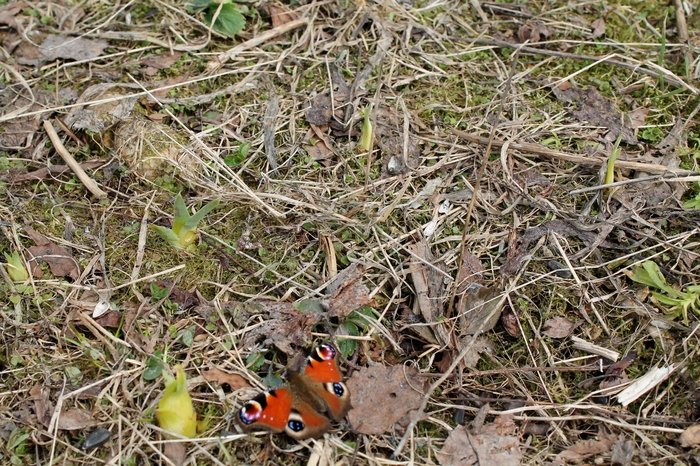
[629,260,700,324]
[604,131,623,188]
[3,252,29,282]
[359,103,373,152]
[150,194,220,250]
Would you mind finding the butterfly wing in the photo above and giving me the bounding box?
[300,343,352,421]
[238,387,293,433]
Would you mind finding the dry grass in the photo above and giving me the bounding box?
[0,0,700,464]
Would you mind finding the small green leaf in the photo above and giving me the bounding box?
[205,3,245,37]
[144,357,164,381]
[337,338,356,359]
[245,352,265,372]
[294,299,325,313]
[150,224,183,250]
[183,198,220,233]
[181,326,196,346]
[150,283,168,301]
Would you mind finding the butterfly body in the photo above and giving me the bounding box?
[238,344,351,439]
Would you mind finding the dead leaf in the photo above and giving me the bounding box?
[626,107,648,129]
[457,336,494,369]
[30,384,51,426]
[201,367,249,390]
[226,300,321,355]
[458,284,505,335]
[56,408,96,431]
[610,435,635,466]
[553,432,617,464]
[152,280,199,309]
[347,365,427,435]
[24,225,80,281]
[590,18,606,39]
[0,118,41,149]
[456,252,484,295]
[163,441,187,466]
[95,310,122,328]
[322,265,374,318]
[542,317,577,339]
[680,424,700,448]
[266,4,299,28]
[407,241,450,344]
[656,119,685,155]
[517,21,552,43]
[141,52,183,70]
[6,161,104,183]
[550,84,637,144]
[18,34,108,66]
[501,307,520,337]
[0,2,25,27]
[306,93,333,126]
[437,405,521,466]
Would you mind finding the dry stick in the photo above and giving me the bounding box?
[447,46,522,319]
[448,128,697,175]
[206,18,309,71]
[394,49,524,459]
[42,120,108,199]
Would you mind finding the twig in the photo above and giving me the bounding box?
[206,18,309,71]
[448,127,697,175]
[42,120,108,199]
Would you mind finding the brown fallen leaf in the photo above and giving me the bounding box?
[18,34,109,66]
[265,3,299,28]
[306,93,333,126]
[0,2,26,27]
[553,432,617,465]
[24,225,80,280]
[163,441,187,466]
[201,367,249,390]
[347,365,427,435]
[7,161,104,183]
[436,405,521,466]
[141,52,183,70]
[542,317,578,339]
[501,306,521,338]
[458,283,505,335]
[550,84,637,144]
[610,435,635,466]
[56,408,96,431]
[590,18,606,39]
[455,252,484,295]
[322,264,374,318]
[407,240,450,345]
[29,384,96,431]
[680,424,700,448]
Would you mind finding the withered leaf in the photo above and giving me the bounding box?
[306,93,333,126]
[18,34,108,66]
[542,317,577,339]
[347,365,427,435]
[680,424,700,448]
[201,367,249,390]
[56,408,96,431]
[24,225,80,280]
[163,441,187,466]
[501,307,520,338]
[437,405,521,466]
[553,432,617,464]
[590,18,606,39]
[550,84,637,144]
[458,283,505,335]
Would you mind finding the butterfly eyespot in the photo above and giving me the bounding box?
[315,344,336,361]
[325,382,346,398]
[239,401,263,425]
[287,419,305,432]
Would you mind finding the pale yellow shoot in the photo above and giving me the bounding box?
[359,103,373,152]
[156,365,197,438]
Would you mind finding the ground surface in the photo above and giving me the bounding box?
[0,0,700,465]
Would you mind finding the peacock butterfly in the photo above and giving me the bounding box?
[237,343,351,439]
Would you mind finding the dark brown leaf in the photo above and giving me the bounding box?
[501,307,520,337]
[458,283,505,335]
[306,93,333,126]
[550,84,637,144]
[553,432,616,464]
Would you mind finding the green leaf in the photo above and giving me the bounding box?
[205,3,245,37]
[245,352,265,371]
[337,338,356,359]
[144,357,164,381]
[183,198,220,233]
[181,326,196,347]
[150,224,183,250]
[172,194,189,236]
[150,283,168,301]
[359,103,373,151]
[294,299,325,313]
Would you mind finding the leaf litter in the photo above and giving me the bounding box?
[0,0,699,464]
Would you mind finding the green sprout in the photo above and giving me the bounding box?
[359,103,373,152]
[3,251,29,282]
[628,260,700,324]
[150,194,220,251]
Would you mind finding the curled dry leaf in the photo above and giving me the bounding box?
[501,307,520,338]
[346,365,428,435]
[542,317,577,339]
[437,405,521,466]
[201,367,249,390]
[552,432,617,465]
[458,283,505,335]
